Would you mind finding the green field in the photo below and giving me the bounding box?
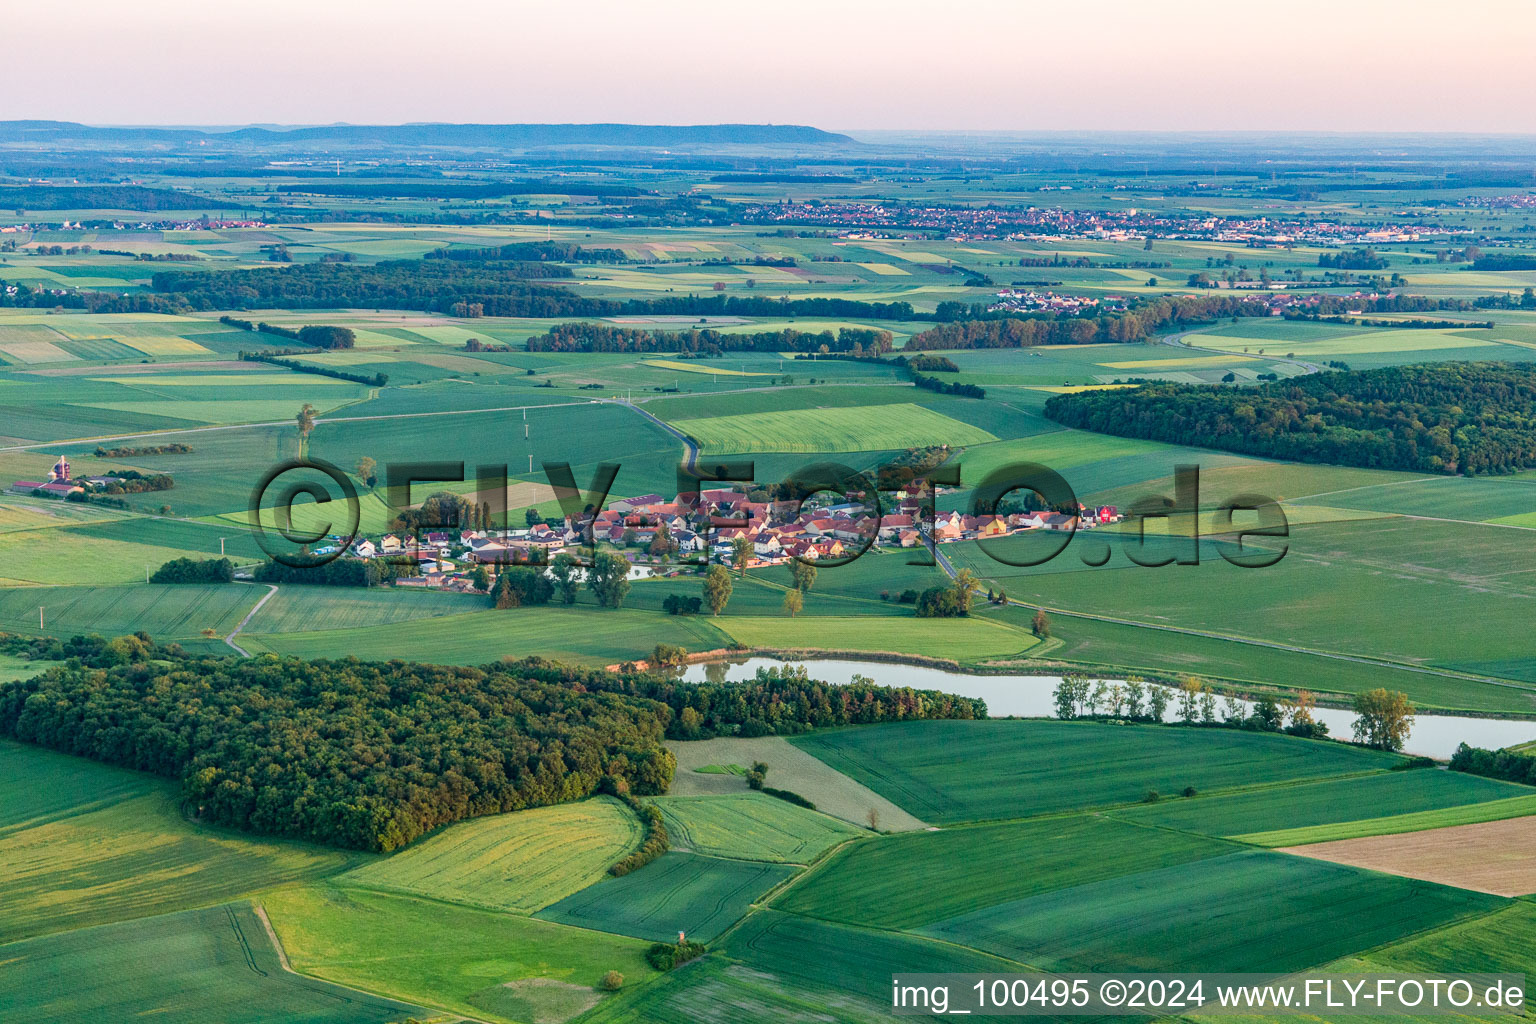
[1233,793,1536,847]
[918,849,1503,972]
[0,902,421,1024]
[241,606,731,667]
[585,910,1027,1024]
[534,851,796,943]
[789,720,1403,824]
[0,741,351,942]
[778,815,1229,931]
[339,798,640,913]
[1112,769,1534,839]
[654,794,862,863]
[0,583,259,640]
[671,402,996,453]
[947,516,1536,713]
[714,613,1039,661]
[265,884,657,1024]
[240,583,482,634]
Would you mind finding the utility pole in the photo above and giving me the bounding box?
[219,537,227,557]
[39,606,43,630]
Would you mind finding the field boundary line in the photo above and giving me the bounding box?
[254,894,481,1024]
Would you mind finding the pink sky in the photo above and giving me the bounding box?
[12,0,1536,132]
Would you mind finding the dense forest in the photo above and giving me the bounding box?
[426,241,629,263]
[1045,362,1536,474]
[0,184,225,210]
[577,662,987,739]
[0,646,677,852]
[0,639,986,851]
[525,321,894,355]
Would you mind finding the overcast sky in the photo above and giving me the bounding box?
[12,0,1536,132]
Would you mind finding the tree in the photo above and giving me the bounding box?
[651,643,688,671]
[550,553,581,605]
[470,566,490,592]
[525,508,544,527]
[1124,678,1146,718]
[355,456,377,487]
[703,565,733,616]
[731,535,752,576]
[790,559,817,593]
[648,521,675,559]
[950,569,981,615]
[866,807,880,831]
[1031,608,1051,638]
[782,589,803,617]
[600,971,624,992]
[1147,686,1169,722]
[1176,676,1202,723]
[588,552,632,609]
[1352,688,1415,751]
[295,403,316,444]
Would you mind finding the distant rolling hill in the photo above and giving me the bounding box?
[0,120,856,150]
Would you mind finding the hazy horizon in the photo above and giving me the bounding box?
[12,0,1536,133]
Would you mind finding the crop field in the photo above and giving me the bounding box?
[1235,793,1536,847]
[0,583,259,639]
[947,517,1536,712]
[789,720,1403,824]
[671,402,996,454]
[918,849,1502,972]
[666,736,928,830]
[779,815,1230,931]
[1365,902,1536,987]
[0,740,352,942]
[264,884,656,1024]
[340,797,641,913]
[0,903,422,1024]
[1112,768,1534,838]
[240,583,481,634]
[534,851,796,943]
[654,794,862,863]
[1280,815,1536,896]
[241,605,731,666]
[714,614,1040,661]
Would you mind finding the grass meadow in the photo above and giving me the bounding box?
[339,797,640,913]
[0,741,353,943]
[654,794,862,863]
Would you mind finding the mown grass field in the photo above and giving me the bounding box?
[918,849,1503,972]
[241,606,731,667]
[1112,768,1533,839]
[714,613,1039,661]
[265,884,656,1024]
[0,903,422,1024]
[0,741,352,942]
[534,851,795,943]
[654,794,862,863]
[671,402,996,454]
[789,719,1402,824]
[340,797,640,913]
